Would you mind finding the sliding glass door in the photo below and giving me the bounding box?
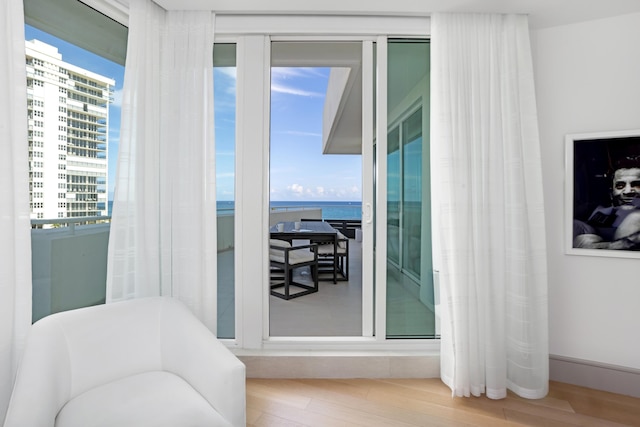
[385,40,435,338]
[231,31,434,349]
[268,41,365,337]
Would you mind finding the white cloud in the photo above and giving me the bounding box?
[270,67,327,98]
[216,172,235,179]
[271,83,323,98]
[288,183,305,194]
[277,183,361,201]
[110,88,123,109]
[216,67,237,80]
[272,67,327,79]
[281,130,322,137]
[109,128,120,141]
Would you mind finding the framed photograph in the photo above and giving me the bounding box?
[566,129,640,258]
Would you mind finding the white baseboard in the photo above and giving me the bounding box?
[240,352,640,398]
[549,354,640,398]
[238,353,440,379]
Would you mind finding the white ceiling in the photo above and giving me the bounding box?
[132,0,640,29]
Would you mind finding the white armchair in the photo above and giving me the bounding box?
[3,297,245,427]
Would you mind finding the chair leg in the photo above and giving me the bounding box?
[312,263,318,290]
[270,262,319,300]
[284,264,291,299]
[344,253,349,280]
[310,264,317,282]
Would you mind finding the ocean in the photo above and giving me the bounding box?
[269,201,362,220]
[221,200,362,220]
[109,200,362,220]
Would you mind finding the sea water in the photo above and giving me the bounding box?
[110,200,362,220]
[219,200,362,220]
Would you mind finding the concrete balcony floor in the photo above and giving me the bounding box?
[217,238,435,338]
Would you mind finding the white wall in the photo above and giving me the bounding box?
[532,12,640,370]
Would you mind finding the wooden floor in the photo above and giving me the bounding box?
[246,378,640,426]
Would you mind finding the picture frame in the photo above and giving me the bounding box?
[565,129,640,258]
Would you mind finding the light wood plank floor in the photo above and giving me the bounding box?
[247,378,640,426]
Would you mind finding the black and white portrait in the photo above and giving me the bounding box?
[567,131,640,257]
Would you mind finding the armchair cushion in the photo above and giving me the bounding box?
[56,371,231,427]
[269,239,315,265]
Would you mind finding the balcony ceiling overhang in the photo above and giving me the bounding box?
[101,0,640,30]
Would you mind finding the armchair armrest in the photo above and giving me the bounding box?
[160,299,245,427]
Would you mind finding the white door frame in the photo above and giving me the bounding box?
[229,23,437,353]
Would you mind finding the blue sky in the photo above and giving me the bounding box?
[269,67,361,202]
[24,26,362,203]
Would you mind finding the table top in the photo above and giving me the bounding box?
[270,220,337,234]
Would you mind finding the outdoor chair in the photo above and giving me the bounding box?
[269,238,319,300]
[314,231,349,282]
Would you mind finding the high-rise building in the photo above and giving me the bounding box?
[26,39,113,221]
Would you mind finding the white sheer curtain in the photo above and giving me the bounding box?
[432,13,549,399]
[0,0,33,421]
[107,0,217,331]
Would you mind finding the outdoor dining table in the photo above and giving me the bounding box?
[270,220,338,234]
[270,220,341,283]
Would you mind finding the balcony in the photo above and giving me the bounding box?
[30,209,342,310]
[29,210,426,341]
[30,214,238,325]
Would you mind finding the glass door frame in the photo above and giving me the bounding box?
[265,35,376,343]
[220,21,437,353]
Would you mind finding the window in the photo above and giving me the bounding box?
[24,6,435,358]
[213,43,237,339]
[25,0,126,321]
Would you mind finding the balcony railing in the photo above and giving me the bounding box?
[31,216,111,323]
[30,208,356,324]
[30,214,237,321]
[31,215,111,231]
